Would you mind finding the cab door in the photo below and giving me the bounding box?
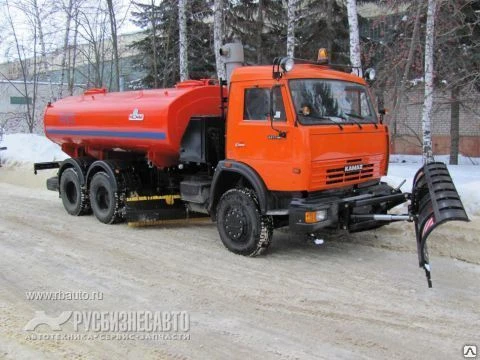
[227,83,296,191]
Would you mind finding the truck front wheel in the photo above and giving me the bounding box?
[216,188,273,256]
[60,168,90,216]
[89,172,123,224]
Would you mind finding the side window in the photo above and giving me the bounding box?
[244,88,270,120]
[271,86,286,122]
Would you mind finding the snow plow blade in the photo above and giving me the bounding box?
[411,162,469,287]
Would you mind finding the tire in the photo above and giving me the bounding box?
[59,168,89,216]
[216,188,273,256]
[89,172,123,224]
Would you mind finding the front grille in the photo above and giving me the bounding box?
[310,155,382,189]
[326,163,374,185]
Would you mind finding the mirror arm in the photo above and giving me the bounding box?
[269,87,287,138]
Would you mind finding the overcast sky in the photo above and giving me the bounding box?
[0,0,152,63]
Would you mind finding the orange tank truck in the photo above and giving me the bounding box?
[35,43,468,287]
[44,80,223,168]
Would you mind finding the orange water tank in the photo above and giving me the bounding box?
[44,80,223,167]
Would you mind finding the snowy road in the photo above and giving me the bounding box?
[0,168,479,359]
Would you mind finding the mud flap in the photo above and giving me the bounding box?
[411,162,469,287]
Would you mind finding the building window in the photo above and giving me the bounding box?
[10,96,32,105]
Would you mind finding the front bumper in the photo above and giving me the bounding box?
[288,182,406,233]
[289,196,339,232]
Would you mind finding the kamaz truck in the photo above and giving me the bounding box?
[35,43,468,286]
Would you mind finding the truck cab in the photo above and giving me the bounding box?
[226,64,389,193]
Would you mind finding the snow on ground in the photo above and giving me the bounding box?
[390,154,480,165]
[0,133,67,167]
[1,133,479,215]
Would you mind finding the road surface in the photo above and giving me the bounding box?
[0,167,478,359]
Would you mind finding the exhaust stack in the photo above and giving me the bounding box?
[219,42,244,86]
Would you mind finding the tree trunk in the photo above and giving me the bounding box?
[214,0,226,80]
[256,0,264,64]
[150,0,158,88]
[346,0,362,76]
[69,13,79,96]
[59,0,74,99]
[286,0,296,58]
[326,0,334,55]
[449,86,460,165]
[421,0,436,164]
[107,0,120,91]
[33,0,54,100]
[178,0,189,81]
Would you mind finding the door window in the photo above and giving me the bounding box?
[271,86,286,122]
[243,87,287,121]
[244,88,269,120]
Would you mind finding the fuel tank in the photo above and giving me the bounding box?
[44,80,223,167]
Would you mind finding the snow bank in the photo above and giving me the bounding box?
[0,133,67,167]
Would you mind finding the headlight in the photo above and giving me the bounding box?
[364,68,376,81]
[280,57,295,72]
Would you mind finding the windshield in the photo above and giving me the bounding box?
[289,79,377,125]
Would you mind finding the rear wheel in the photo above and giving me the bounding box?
[89,172,123,224]
[216,188,273,256]
[60,168,89,216]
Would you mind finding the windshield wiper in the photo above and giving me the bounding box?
[345,113,379,129]
[343,113,363,129]
[299,114,344,130]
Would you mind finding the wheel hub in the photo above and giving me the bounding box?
[224,206,247,242]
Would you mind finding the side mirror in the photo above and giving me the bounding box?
[378,108,388,124]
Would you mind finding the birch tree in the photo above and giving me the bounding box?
[286,0,296,58]
[149,0,159,88]
[213,0,225,80]
[256,0,264,64]
[58,0,75,98]
[107,0,120,91]
[346,0,362,76]
[67,10,80,95]
[421,0,436,164]
[31,0,54,100]
[178,0,188,81]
